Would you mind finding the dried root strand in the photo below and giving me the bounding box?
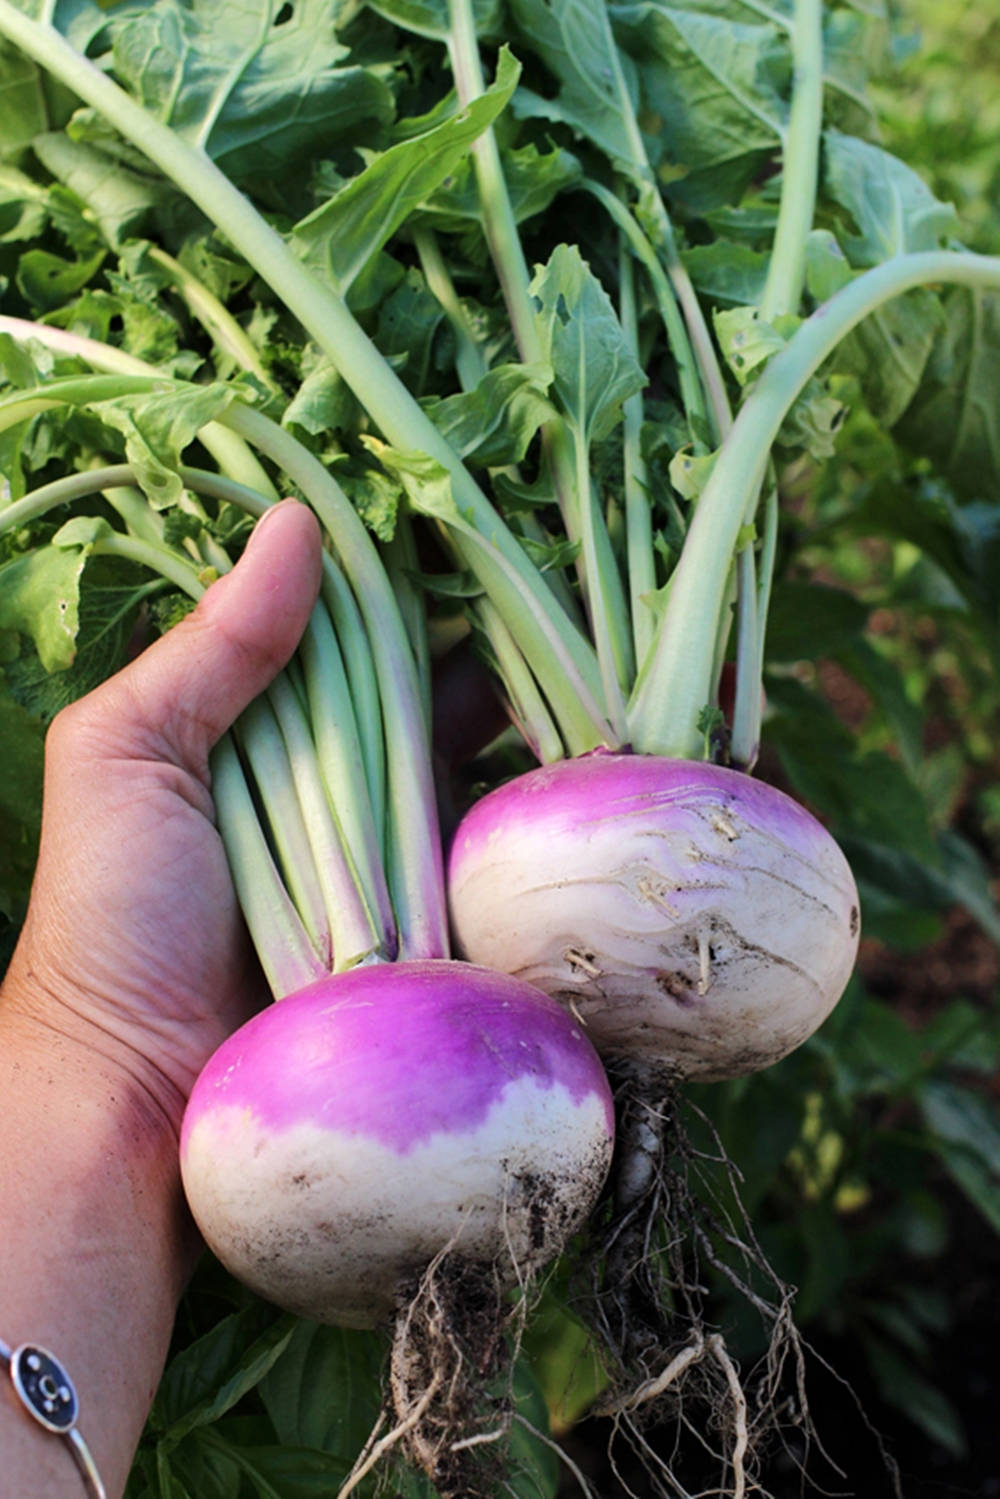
[385,1246,528,1499]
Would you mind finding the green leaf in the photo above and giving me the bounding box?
[281,354,359,439]
[521,1294,607,1434]
[765,581,869,662]
[108,0,394,183]
[668,446,715,501]
[713,304,790,386]
[16,245,105,312]
[861,1332,967,1456]
[338,462,402,543]
[529,243,645,444]
[896,285,1000,500]
[682,239,770,308]
[3,560,148,721]
[368,0,500,41]
[0,163,48,243]
[293,49,521,295]
[0,540,92,671]
[418,140,582,239]
[363,437,460,526]
[0,673,44,920]
[822,129,961,267]
[32,131,163,247]
[203,1440,353,1497]
[831,286,943,427]
[921,1080,1000,1236]
[610,0,787,207]
[764,677,938,864]
[153,1305,296,1445]
[778,374,847,460]
[258,1321,383,1459]
[373,269,447,397]
[804,227,853,301]
[0,39,48,164]
[90,381,238,508]
[508,0,643,172]
[422,361,555,467]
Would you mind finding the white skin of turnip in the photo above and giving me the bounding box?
[447,755,861,1081]
[180,960,614,1328]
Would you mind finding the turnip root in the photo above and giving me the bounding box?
[448,752,859,1081]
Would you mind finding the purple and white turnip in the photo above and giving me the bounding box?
[180,960,614,1330]
[448,753,860,1081]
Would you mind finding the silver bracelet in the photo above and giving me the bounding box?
[0,1338,106,1499]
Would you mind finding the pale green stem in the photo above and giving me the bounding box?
[629,250,1000,757]
[473,598,565,764]
[265,673,386,970]
[210,736,328,999]
[446,0,632,692]
[299,606,397,954]
[589,0,731,440]
[583,180,709,451]
[235,697,334,966]
[759,0,824,323]
[730,482,778,771]
[413,225,582,628]
[89,527,211,596]
[618,246,657,665]
[574,427,628,744]
[217,402,449,960]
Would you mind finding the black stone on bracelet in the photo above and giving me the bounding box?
[0,1338,105,1498]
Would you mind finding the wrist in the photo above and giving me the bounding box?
[0,943,194,1146]
[0,993,200,1497]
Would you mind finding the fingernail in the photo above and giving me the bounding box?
[245,499,296,555]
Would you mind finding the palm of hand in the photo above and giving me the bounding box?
[12,709,266,1131]
[2,502,323,1136]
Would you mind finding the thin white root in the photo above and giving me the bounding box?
[335,1372,444,1499]
[709,1333,748,1499]
[514,1414,599,1499]
[450,1424,508,1454]
[603,1332,707,1415]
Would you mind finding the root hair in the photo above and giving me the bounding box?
[576,1066,817,1497]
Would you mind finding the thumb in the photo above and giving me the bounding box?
[75,500,323,774]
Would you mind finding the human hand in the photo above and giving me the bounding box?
[0,499,322,1140]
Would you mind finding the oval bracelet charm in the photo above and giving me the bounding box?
[1,1338,105,1498]
[11,1343,79,1431]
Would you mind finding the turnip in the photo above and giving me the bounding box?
[448,753,860,1082]
[180,960,613,1330]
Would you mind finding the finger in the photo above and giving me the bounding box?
[67,500,323,774]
